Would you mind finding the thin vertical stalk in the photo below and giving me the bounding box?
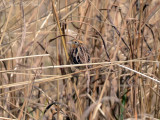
[51,0,69,60]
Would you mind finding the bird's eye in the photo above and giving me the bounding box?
[74,41,78,44]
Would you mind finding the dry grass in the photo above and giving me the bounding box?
[0,0,160,120]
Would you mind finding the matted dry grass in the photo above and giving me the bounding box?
[0,0,160,120]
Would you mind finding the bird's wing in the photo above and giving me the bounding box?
[77,45,90,64]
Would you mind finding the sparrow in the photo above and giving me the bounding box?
[68,40,90,65]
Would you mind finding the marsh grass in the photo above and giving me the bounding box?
[0,0,160,120]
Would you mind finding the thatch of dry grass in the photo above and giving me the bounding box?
[0,0,160,120]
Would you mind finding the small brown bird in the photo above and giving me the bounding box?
[68,40,91,93]
[68,40,90,64]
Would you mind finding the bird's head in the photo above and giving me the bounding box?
[68,40,83,48]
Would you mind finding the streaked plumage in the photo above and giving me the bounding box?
[68,40,90,64]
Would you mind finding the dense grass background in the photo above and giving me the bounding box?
[0,0,160,120]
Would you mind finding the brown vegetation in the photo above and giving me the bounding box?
[0,0,160,120]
